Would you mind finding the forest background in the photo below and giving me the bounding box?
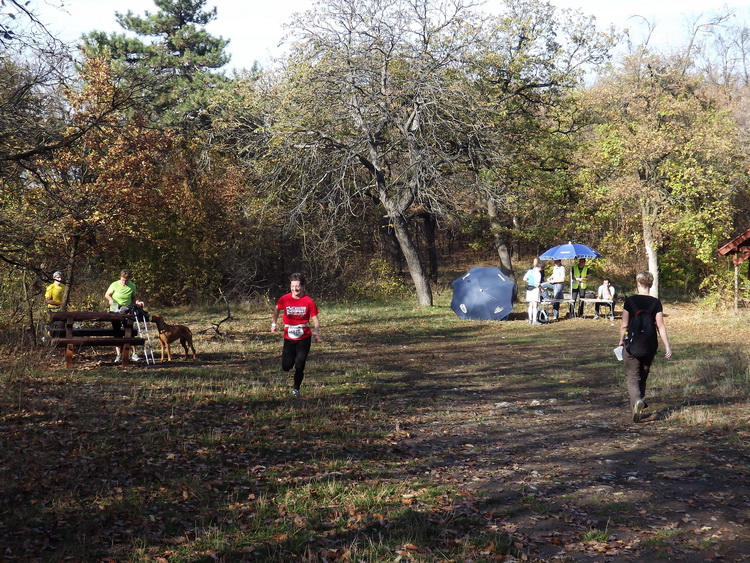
[2,0,750,331]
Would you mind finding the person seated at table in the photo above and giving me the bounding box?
[594,278,616,320]
[104,269,146,363]
[540,259,565,320]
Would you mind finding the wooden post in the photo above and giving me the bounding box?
[65,343,74,369]
[122,344,131,367]
[735,263,739,314]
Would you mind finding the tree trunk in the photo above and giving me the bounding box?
[371,150,432,304]
[640,201,660,297]
[61,234,80,313]
[380,216,404,273]
[389,210,433,306]
[23,267,36,345]
[487,198,515,281]
[496,243,514,280]
[418,210,438,283]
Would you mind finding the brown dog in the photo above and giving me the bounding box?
[151,314,197,362]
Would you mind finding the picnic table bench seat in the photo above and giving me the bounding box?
[50,337,145,347]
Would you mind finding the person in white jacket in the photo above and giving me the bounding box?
[594,278,616,319]
[540,259,565,320]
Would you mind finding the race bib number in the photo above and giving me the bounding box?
[287,325,305,339]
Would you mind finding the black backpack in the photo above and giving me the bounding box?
[536,308,549,324]
[626,300,658,358]
[117,304,150,322]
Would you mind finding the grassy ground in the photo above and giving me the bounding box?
[1,297,749,561]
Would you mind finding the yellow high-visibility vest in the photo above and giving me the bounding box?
[572,265,588,290]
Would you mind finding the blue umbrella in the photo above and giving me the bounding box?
[539,241,601,297]
[451,267,515,321]
[539,241,601,260]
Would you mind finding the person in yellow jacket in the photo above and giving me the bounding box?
[45,271,66,316]
[571,258,589,318]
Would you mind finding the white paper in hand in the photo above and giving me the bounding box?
[613,346,623,361]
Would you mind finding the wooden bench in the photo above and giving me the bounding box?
[50,311,145,368]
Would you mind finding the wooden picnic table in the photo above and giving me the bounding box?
[49,311,145,368]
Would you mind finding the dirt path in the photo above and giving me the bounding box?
[341,307,750,561]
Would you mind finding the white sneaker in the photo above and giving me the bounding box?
[131,352,140,362]
[292,389,301,398]
[633,400,645,423]
[114,354,122,364]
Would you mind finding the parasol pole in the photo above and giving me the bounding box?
[570,267,573,298]
[567,241,573,298]
[569,242,574,299]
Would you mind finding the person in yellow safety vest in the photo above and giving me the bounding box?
[571,258,589,318]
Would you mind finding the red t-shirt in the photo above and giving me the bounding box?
[276,293,319,340]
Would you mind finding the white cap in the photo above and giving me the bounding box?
[53,271,63,281]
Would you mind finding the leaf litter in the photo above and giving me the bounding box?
[0,302,748,561]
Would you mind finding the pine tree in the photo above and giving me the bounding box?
[82,0,230,128]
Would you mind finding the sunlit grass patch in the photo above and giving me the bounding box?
[560,385,592,398]
[204,479,519,561]
[581,528,609,542]
[280,478,407,521]
[655,527,682,539]
[647,339,750,429]
[666,404,723,426]
[588,499,635,522]
[640,527,683,547]
[657,352,750,398]
[520,493,552,515]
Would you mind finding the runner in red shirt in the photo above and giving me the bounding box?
[271,273,322,398]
